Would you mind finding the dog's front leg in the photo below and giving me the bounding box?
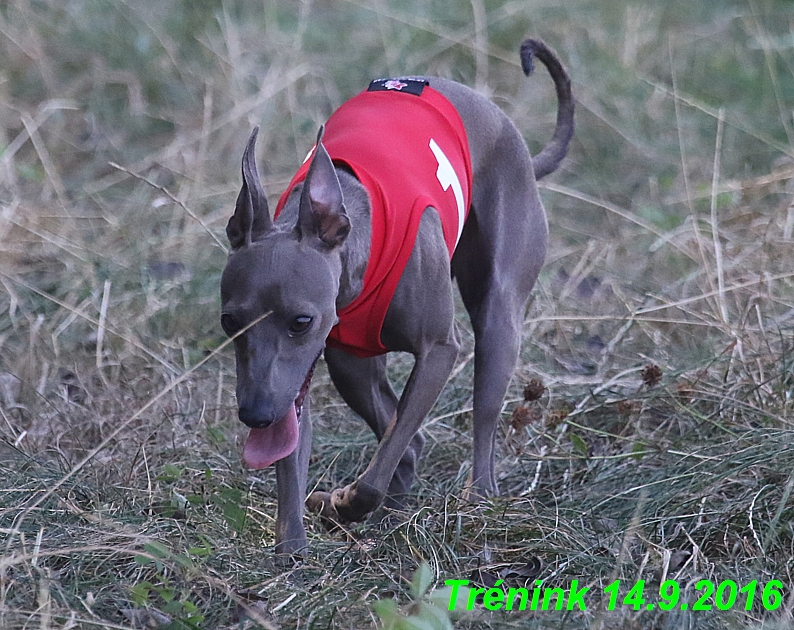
[307,210,459,524]
[308,336,458,523]
[274,398,313,562]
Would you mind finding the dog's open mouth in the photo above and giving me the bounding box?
[242,356,319,470]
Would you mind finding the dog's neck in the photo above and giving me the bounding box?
[332,168,371,311]
[274,168,371,311]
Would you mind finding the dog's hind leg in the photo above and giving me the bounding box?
[324,348,425,508]
[471,311,523,496]
[455,266,524,497]
[452,151,548,497]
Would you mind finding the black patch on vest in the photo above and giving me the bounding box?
[367,78,428,96]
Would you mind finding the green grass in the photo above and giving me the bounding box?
[1,0,794,628]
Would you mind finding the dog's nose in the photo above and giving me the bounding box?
[238,404,274,429]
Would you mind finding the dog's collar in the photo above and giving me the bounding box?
[367,78,428,96]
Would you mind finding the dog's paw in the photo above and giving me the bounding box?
[306,491,343,530]
[461,474,499,503]
[274,548,307,570]
[330,481,384,523]
[274,524,308,567]
[274,536,308,563]
[306,483,384,525]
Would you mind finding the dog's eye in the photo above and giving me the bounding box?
[221,313,242,336]
[289,315,313,335]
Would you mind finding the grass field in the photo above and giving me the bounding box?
[2,0,794,628]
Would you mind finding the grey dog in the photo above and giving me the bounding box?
[220,38,573,559]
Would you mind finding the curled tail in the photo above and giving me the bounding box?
[520,39,574,180]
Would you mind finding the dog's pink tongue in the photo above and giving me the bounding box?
[242,404,299,469]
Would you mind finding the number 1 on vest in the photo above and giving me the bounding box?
[429,138,465,247]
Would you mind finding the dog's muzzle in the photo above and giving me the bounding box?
[241,354,320,469]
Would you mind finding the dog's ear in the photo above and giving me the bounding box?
[227,127,271,250]
[297,126,350,249]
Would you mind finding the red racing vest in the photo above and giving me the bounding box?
[275,79,473,357]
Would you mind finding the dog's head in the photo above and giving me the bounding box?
[220,127,350,469]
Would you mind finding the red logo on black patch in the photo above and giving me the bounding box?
[384,80,408,91]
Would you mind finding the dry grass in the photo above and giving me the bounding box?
[1,0,794,628]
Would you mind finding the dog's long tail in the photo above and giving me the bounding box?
[520,39,574,180]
